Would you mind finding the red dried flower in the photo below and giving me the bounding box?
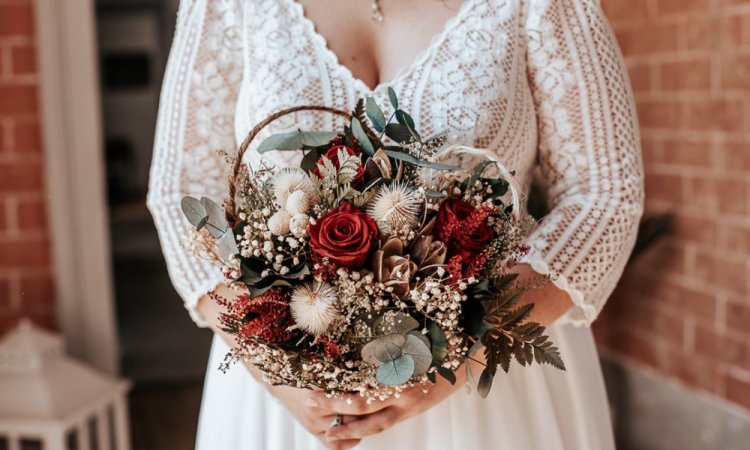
[236,289,296,344]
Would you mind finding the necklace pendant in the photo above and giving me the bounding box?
[370,0,384,22]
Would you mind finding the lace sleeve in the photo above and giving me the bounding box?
[147,0,243,327]
[521,0,644,326]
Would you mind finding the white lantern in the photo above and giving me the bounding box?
[0,320,131,450]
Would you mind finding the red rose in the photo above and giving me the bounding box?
[434,198,495,264]
[308,202,378,269]
[313,145,365,187]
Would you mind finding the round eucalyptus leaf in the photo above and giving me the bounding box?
[408,330,430,348]
[373,311,419,335]
[361,334,405,365]
[376,355,415,386]
[401,334,432,375]
[181,196,208,228]
[217,231,239,261]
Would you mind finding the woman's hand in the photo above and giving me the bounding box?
[312,358,482,443]
[266,384,361,450]
[197,286,360,449]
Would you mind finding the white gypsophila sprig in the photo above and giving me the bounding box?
[290,281,339,336]
[367,182,422,235]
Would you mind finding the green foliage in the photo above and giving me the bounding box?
[388,87,399,110]
[377,355,415,385]
[473,277,566,398]
[366,97,386,132]
[382,149,459,170]
[256,130,338,153]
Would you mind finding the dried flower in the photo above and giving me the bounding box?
[367,182,421,235]
[290,281,338,336]
[290,213,310,238]
[286,190,312,215]
[268,210,291,235]
[274,168,319,206]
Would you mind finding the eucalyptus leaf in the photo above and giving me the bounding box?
[427,321,449,364]
[382,149,460,171]
[361,334,406,365]
[388,87,399,110]
[300,148,324,172]
[401,334,432,375]
[437,366,457,385]
[200,197,228,237]
[351,118,375,156]
[408,330,430,348]
[299,131,338,147]
[395,109,416,130]
[376,355,415,386]
[248,279,292,298]
[384,123,414,144]
[217,231,239,261]
[181,196,208,229]
[477,367,495,398]
[257,131,305,153]
[365,97,386,132]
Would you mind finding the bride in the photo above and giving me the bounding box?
[148,0,644,448]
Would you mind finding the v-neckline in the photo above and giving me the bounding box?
[286,0,476,94]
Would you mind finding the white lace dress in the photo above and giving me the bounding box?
[148,0,644,448]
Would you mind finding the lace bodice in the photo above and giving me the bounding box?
[148,0,644,327]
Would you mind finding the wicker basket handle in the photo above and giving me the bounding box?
[226,105,352,226]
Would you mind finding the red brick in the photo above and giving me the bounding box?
[673,213,717,245]
[715,179,749,216]
[18,274,54,313]
[649,279,716,321]
[10,43,36,76]
[726,300,750,336]
[685,175,718,212]
[0,5,34,37]
[693,324,748,366]
[0,85,38,115]
[616,25,680,56]
[683,99,746,133]
[12,120,41,154]
[645,173,684,204]
[0,199,6,232]
[637,100,682,130]
[657,0,711,15]
[602,0,652,23]
[719,141,750,172]
[660,59,711,91]
[661,140,712,167]
[680,18,714,52]
[691,249,747,295]
[719,15,746,48]
[627,64,653,93]
[721,53,750,91]
[0,161,43,193]
[0,238,49,268]
[721,224,750,254]
[0,277,10,309]
[724,374,750,411]
[611,327,667,370]
[664,350,719,393]
[17,198,47,230]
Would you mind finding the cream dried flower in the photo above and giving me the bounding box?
[273,168,319,207]
[267,210,291,236]
[290,281,338,336]
[286,190,311,215]
[368,182,422,235]
[289,213,310,238]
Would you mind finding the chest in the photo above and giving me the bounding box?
[295,0,467,91]
[238,0,537,178]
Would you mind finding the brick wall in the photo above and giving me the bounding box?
[0,0,55,333]
[595,0,750,412]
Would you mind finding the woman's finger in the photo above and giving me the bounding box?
[317,432,360,450]
[308,392,390,415]
[325,406,400,440]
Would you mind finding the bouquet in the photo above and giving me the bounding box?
[181,90,564,400]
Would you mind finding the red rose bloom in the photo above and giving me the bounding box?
[308,202,378,269]
[434,198,495,264]
[313,145,365,187]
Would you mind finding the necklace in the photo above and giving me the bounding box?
[370,0,384,22]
